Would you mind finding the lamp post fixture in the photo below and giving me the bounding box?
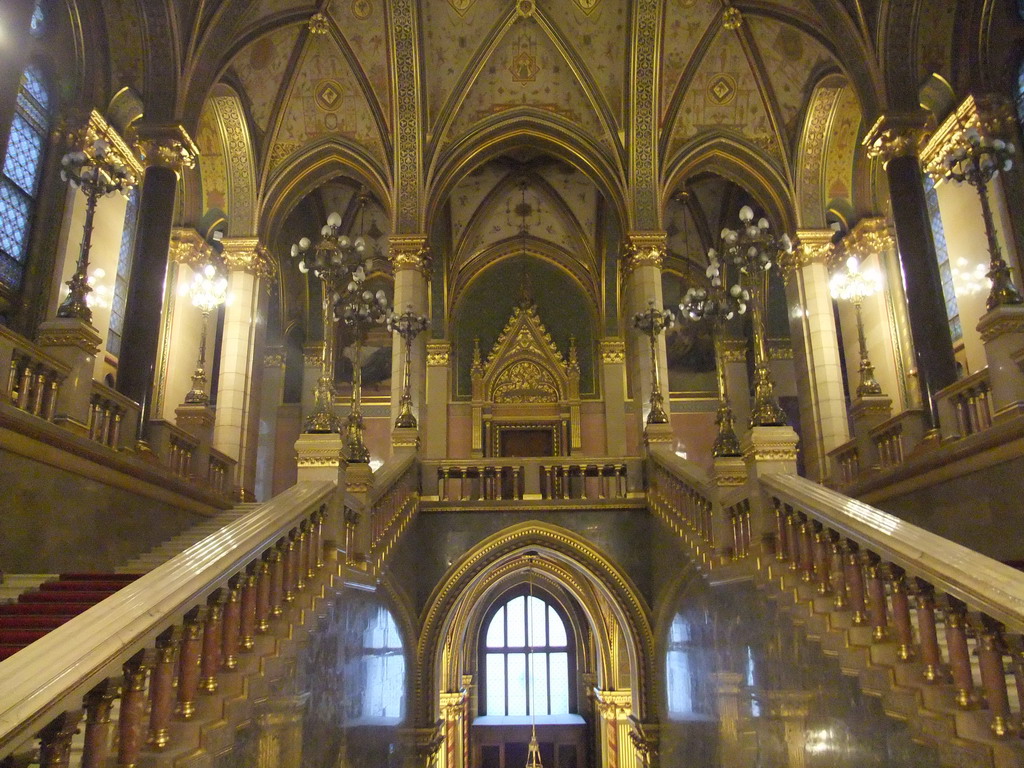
[56,139,135,323]
[718,206,792,427]
[943,126,1022,310]
[184,261,228,404]
[632,300,675,425]
[292,200,391,461]
[830,255,884,397]
[680,248,749,456]
[388,305,429,429]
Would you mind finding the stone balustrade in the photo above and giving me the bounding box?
[420,457,640,503]
[86,380,139,450]
[0,481,333,767]
[0,325,69,423]
[937,369,995,439]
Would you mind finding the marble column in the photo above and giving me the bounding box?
[256,348,285,501]
[622,233,670,438]
[424,341,451,459]
[865,113,958,428]
[215,238,274,495]
[115,124,199,438]
[784,231,849,482]
[388,235,430,447]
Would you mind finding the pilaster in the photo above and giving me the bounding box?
[783,230,848,482]
[600,338,628,456]
[342,461,375,568]
[424,341,450,458]
[388,235,430,441]
[742,426,799,550]
[977,305,1024,418]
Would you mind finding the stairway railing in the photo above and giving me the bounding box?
[649,447,1024,764]
[0,480,334,765]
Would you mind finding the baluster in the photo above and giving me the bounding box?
[117,656,149,767]
[975,617,1011,736]
[110,409,122,447]
[773,500,789,562]
[944,601,978,709]
[797,519,814,583]
[863,553,889,641]
[17,363,32,410]
[911,581,944,683]
[283,532,298,601]
[31,370,46,416]
[256,557,272,631]
[175,611,203,719]
[295,528,308,592]
[147,632,176,749]
[6,357,18,400]
[886,567,914,661]
[222,581,242,670]
[313,510,325,570]
[200,594,224,693]
[843,544,867,625]
[81,682,117,768]
[830,534,848,609]
[240,568,258,651]
[45,378,59,421]
[812,525,833,595]
[784,512,801,573]
[1009,637,1024,732]
[38,711,82,768]
[269,546,285,616]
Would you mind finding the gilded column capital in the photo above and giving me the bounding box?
[56,109,144,178]
[388,235,431,275]
[263,347,284,367]
[621,231,666,280]
[628,718,661,760]
[599,338,626,363]
[427,341,451,366]
[920,93,1018,181]
[834,217,896,269]
[863,111,932,167]
[132,122,199,174]
[781,229,835,280]
[593,688,633,719]
[221,237,276,283]
[169,228,214,266]
[303,343,324,367]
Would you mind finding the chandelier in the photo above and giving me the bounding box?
[291,194,391,461]
[184,261,229,404]
[829,255,883,397]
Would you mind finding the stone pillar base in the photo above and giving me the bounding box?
[742,426,799,552]
[978,305,1024,416]
[712,456,747,563]
[294,433,342,484]
[175,403,215,444]
[36,317,101,433]
[343,461,375,569]
[391,426,420,454]
[643,421,674,448]
[849,395,892,470]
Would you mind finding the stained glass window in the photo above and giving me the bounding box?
[107,189,140,356]
[923,176,962,342]
[30,1,46,37]
[1018,59,1024,132]
[0,66,51,292]
[482,593,572,716]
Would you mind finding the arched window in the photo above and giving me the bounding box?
[481,590,574,716]
[922,176,962,343]
[1017,58,1024,129]
[107,189,139,356]
[0,65,51,292]
[354,603,405,721]
[30,0,46,37]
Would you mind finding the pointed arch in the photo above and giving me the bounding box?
[425,111,627,236]
[416,521,654,724]
[662,134,796,234]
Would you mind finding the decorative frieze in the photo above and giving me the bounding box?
[133,123,199,173]
[600,338,626,364]
[221,237,276,282]
[169,228,214,266]
[920,93,1018,181]
[863,111,932,166]
[833,218,896,270]
[427,341,451,367]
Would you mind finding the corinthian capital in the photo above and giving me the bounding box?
[133,123,199,173]
[863,111,932,166]
[221,237,276,282]
[169,228,214,266]
[388,235,431,274]
[622,232,666,279]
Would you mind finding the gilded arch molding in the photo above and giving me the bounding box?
[425,113,628,234]
[415,522,654,724]
[662,135,796,234]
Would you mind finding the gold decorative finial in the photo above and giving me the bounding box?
[308,12,329,34]
[722,6,743,30]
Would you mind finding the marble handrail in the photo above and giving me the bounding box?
[762,473,1024,631]
[0,480,334,758]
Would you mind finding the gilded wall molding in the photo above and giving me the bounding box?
[781,229,835,280]
[629,0,662,228]
[919,94,1018,182]
[133,122,200,173]
[211,95,257,235]
[220,237,276,282]
[621,232,666,280]
[57,109,144,178]
[862,112,932,167]
[263,348,284,367]
[390,0,423,231]
[388,235,431,275]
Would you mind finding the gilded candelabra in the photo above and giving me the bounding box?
[632,300,675,425]
[830,255,884,397]
[718,206,792,426]
[388,305,429,429]
[680,249,749,455]
[292,203,391,460]
[57,139,135,323]
[183,261,228,404]
[943,126,1022,310]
